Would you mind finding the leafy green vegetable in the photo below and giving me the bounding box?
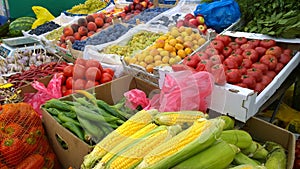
[236,0,300,38]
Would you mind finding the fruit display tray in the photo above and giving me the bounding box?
[208,32,300,122]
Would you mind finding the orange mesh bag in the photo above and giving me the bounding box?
[0,102,59,169]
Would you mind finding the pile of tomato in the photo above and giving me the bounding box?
[180,35,293,94]
[60,58,115,96]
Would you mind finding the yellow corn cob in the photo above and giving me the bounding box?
[154,111,208,129]
[98,123,158,166]
[137,118,225,169]
[81,109,158,169]
[98,125,182,169]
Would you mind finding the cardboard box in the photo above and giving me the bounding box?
[242,117,295,169]
[207,32,300,122]
[42,75,159,169]
[19,76,52,97]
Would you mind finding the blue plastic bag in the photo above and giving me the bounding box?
[194,0,241,33]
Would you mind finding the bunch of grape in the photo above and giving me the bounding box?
[125,7,170,25]
[29,21,60,35]
[85,24,134,46]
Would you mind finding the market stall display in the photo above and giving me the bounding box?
[1,0,299,168]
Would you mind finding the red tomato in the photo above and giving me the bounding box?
[234,37,247,45]
[240,43,254,50]
[228,42,240,49]
[73,64,86,79]
[274,62,284,74]
[279,53,291,65]
[265,71,277,79]
[247,68,263,82]
[251,62,268,74]
[241,75,256,89]
[259,55,278,70]
[254,46,267,57]
[223,58,239,69]
[231,48,243,55]
[238,66,247,75]
[195,62,206,72]
[102,68,115,77]
[222,46,233,58]
[235,83,248,88]
[66,77,73,89]
[261,75,272,86]
[73,79,86,90]
[242,49,259,62]
[196,51,209,60]
[254,82,265,94]
[63,89,73,96]
[241,59,253,69]
[61,85,67,94]
[260,39,276,49]
[85,80,100,89]
[228,54,243,65]
[100,73,113,84]
[265,46,282,58]
[205,47,219,56]
[226,69,241,84]
[283,49,293,56]
[185,55,200,68]
[210,55,223,65]
[200,59,213,72]
[210,64,226,85]
[63,65,74,77]
[85,59,102,69]
[85,67,102,81]
[75,58,86,66]
[215,35,231,46]
[247,39,260,47]
[209,40,225,52]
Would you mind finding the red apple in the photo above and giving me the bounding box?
[176,20,184,28]
[188,18,199,28]
[196,15,205,25]
[198,24,207,33]
[184,13,195,20]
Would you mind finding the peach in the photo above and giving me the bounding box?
[96,28,102,32]
[86,15,95,23]
[81,36,88,40]
[102,23,111,29]
[78,26,88,36]
[92,13,99,19]
[98,12,106,19]
[94,17,104,28]
[60,35,66,43]
[87,31,95,37]
[70,23,79,32]
[73,32,81,40]
[63,27,74,36]
[65,36,75,43]
[78,18,88,27]
[87,22,97,32]
[104,17,112,23]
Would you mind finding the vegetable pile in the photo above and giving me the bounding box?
[176,35,293,93]
[0,83,22,104]
[81,113,288,169]
[236,0,300,38]
[43,90,138,145]
[7,61,68,88]
[0,48,59,76]
[0,102,57,168]
[61,58,114,96]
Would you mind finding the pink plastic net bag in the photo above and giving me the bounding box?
[150,70,214,112]
[23,73,63,117]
